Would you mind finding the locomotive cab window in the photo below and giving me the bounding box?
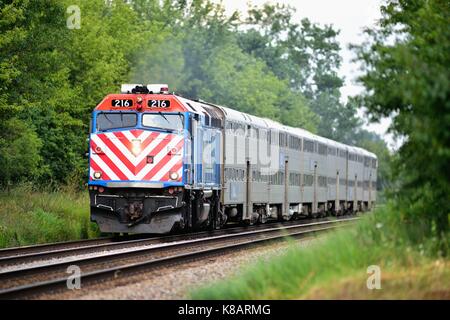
[96,112,137,131]
[142,113,184,131]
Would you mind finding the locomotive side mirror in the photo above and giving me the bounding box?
[84,136,90,159]
[189,114,200,137]
[188,116,193,137]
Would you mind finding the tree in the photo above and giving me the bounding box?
[0,118,42,189]
[0,0,390,192]
[0,0,47,187]
[355,131,392,193]
[238,3,362,141]
[130,0,317,131]
[353,0,449,252]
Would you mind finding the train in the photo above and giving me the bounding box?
[88,84,377,234]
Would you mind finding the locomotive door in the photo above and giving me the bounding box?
[200,128,221,187]
[191,115,202,187]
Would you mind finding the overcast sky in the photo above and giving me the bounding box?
[216,0,397,149]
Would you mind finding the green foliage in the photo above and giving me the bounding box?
[0,0,386,192]
[239,3,360,140]
[353,0,449,249]
[191,205,449,299]
[0,185,98,248]
[181,26,318,131]
[357,134,393,193]
[0,118,42,186]
[0,0,140,187]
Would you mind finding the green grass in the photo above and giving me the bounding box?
[0,185,99,248]
[191,205,449,299]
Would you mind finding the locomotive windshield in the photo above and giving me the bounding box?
[142,113,183,131]
[96,112,137,131]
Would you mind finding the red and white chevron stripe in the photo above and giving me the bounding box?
[89,129,183,182]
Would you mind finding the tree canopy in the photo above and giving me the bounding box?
[0,0,389,189]
[353,0,449,251]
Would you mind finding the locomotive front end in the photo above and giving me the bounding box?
[88,85,188,234]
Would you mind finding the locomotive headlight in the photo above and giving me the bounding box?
[169,171,179,180]
[170,147,178,155]
[131,139,141,156]
[93,171,102,179]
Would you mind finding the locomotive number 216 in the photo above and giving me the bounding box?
[148,100,170,108]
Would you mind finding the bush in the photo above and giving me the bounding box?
[0,185,99,248]
[191,205,449,299]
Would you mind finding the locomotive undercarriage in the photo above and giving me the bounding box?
[90,187,225,234]
[183,189,226,231]
[90,186,367,234]
[90,188,185,234]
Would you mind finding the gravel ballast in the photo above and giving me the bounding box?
[41,237,319,300]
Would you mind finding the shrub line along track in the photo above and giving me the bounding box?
[0,217,359,299]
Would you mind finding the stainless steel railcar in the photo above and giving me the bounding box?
[88,84,377,234]
[217,106,378,224]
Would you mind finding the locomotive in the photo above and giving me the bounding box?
[88,84,377,234]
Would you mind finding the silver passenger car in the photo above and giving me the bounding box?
[213,104,377,223]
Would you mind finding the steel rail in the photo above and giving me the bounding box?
[0,237,115,258]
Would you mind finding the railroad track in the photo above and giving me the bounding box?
[0,237,116,259]
[0,215,353,266]
[0,217,358,299]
